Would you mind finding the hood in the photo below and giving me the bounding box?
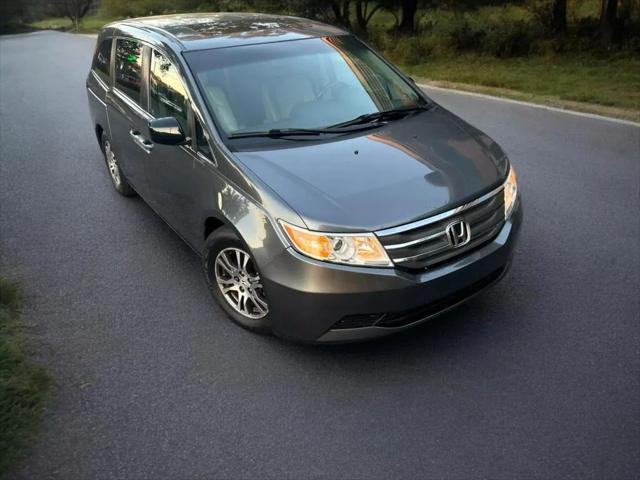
[234,106,509,232]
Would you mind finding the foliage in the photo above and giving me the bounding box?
[17,0,640,53]
[403,54,640,111]
[0,279,49,476]
[369,5,544,62]
[366,0,640,61]
[100,0,328,18]
[48,0,96,29]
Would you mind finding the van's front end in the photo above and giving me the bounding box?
[184,33,522,343]
[259,173,521,343]
[85,15,523,343]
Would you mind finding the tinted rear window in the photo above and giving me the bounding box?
[114,38,143,104]
[92,38,112,83]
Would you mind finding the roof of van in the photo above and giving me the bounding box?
[108,13,348,50]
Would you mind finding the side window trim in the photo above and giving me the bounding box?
[178,107,217,167]
[112,88,153,120]
[141,45,151,112]
[91,70,108,91]
[193,109,217,166]
[188,103,196,149]
[109,34,115,88]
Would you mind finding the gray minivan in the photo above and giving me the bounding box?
[86,13,522,343]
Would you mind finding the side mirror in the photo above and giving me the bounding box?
[148,117,186,146]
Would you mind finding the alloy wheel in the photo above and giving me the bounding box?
[214,247,268,319]
[104,140,121,187]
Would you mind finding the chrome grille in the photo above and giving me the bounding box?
[377,186,506,270]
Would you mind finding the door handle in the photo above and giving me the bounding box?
[129,129,153,153]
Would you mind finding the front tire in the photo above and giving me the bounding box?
[203,227,271,335]
[101,134,136,197]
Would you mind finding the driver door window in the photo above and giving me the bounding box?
[149,49,189,135]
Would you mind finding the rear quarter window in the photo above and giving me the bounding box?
[92,38,112,84]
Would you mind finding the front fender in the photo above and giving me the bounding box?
[201,184,292,271]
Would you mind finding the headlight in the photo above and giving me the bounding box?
[504,165,518,219]
[280,221,392,267]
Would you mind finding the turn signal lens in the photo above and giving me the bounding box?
[280,221,392,267]
[504,165,518,219]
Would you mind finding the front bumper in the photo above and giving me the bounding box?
[261,200,522,343]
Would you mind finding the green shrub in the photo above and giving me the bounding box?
[482,18,539,56]
[386,35,434,64]
[529,0,555,35]
[447,15,486,51]
[393,6,542,58]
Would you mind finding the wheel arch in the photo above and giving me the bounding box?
[201,204,288,271]
[95,124,105,151]
[204,215,227,240]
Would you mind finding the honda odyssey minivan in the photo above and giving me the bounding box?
[86,13,522,343]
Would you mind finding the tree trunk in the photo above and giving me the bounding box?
[550,0,567,34]
[355,1,382,32]
[398,0,418,34]
[599,0,619,44]
[342,0,351,29]
[68,15,79,31]
[356,1,367,31]
[331,0,351,29]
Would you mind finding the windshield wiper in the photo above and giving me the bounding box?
[227,124,381,139]
[228,128,343,139]
[328,105,431,129]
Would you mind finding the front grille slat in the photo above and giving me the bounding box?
[471,211,504,238]
[391,241,451,264]
[467,198,503,225]
[377,186,506,270]
[384,230,446,250]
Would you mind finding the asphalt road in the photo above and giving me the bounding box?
[1,31,639,480]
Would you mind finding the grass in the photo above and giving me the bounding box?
[27,17,73,30]
[0,278,49,476]
[400,54,640,121]
[27,14,112,33]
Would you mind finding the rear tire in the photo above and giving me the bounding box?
[101,133,136,197]
[203,227,272,335]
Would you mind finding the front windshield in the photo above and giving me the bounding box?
[184,36,427,136]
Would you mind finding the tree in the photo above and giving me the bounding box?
[52,0,95,30]
[599,0,620,44]
[550,0,567,34]
[398,0,419,34]
[330,0,352,29]
[0,0,26,26]
[379,0,421,34]
[355,0,384,32]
